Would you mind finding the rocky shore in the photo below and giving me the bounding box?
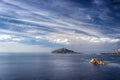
[90,58,107,65]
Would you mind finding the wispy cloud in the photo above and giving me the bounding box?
[0,0,119,52]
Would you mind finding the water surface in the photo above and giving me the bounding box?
[0,53,119,80]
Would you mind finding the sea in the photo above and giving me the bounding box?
[0,53,119,80]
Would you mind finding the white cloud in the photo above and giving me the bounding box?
[0,34,24,42]
[35,32,120,45]
[11,38,24,41]
[0,34,11,40]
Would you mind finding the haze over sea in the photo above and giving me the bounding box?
[0,53,119,80]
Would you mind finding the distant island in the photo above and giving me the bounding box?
[100,48,120,55]
[51,48,79,54]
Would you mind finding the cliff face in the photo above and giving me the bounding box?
[116,49,120,54]
[117,49,120,53]
[51,48,78,54]
[111,49,120,54]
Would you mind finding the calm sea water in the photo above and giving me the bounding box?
[0,53,119,80]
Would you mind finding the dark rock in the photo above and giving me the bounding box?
[51,48,78,54]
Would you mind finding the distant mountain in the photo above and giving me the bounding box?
[51,48,79,54]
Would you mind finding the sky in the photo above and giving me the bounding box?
[0,0,120,53]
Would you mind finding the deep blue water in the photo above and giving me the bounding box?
[0,53,119,80]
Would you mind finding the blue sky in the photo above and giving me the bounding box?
[0,0,120,53]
